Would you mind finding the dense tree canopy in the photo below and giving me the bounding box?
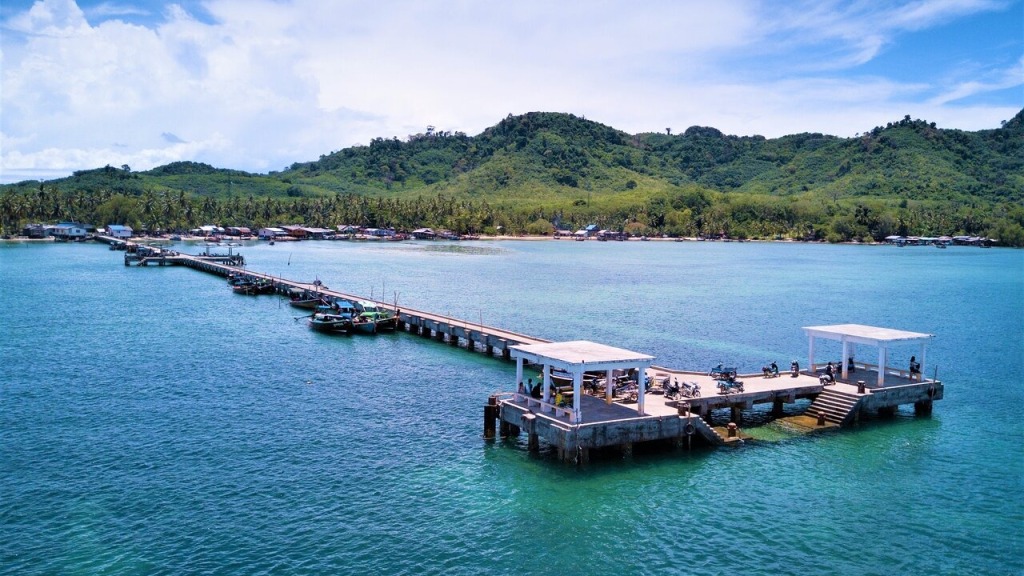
[2,110,1022,245]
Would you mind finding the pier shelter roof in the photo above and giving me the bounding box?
[802,324,933,345]
[511,340,654,371]
[511,341,655,423]
[802,324,934,386]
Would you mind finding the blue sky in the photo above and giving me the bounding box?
[1,0,1021,183]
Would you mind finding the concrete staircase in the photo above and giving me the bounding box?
[690,416,727,445]
[806,388,863,426]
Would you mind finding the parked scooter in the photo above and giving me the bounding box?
[681,380,701,398]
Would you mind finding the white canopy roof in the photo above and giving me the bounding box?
[803,324,934,345]
[511,340,654,371]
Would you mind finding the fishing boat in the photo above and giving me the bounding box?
[227,272,251,286]
[352,301,398,334]
[307,311,353,334]
[232,278,274,295]
[288,288,327,309]
[307,299,358,334]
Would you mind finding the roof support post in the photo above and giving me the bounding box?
[920,344,927,380]
[637,365,646,416]
[808,334,816,371]
[841,339,850,380]
[542,364,552,411]
[877,346,887,386]
[515,357,523,390]
[605,369,614,405]
[573,368,582,423]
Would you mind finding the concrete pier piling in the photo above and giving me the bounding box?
[483,396,498,439]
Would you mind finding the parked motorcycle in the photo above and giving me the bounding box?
[717,378,745,394]
[664,379,683,400]
[681,380,701,398]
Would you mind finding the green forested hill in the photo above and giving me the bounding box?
[2,110,1022,244]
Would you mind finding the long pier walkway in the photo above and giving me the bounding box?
[103,237,943,462]
[103,236,547,356]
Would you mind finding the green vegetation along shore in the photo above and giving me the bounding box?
[2,110,1022,245]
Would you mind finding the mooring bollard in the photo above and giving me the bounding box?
[857,380,866,394]
[727,422,737,437]
[817,411,826,426]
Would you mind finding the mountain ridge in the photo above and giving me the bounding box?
[2,109,1022,244]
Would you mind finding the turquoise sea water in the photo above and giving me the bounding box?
[1,239,1022,575]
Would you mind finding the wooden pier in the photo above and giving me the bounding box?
[104,237,944,463]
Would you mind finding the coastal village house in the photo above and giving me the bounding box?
[258,227,286,240]
[21,223,47,238]
[190,225,225,237]
[49,222,89,240]
[303,227,334,240]
[280,225,308,239]
[107,224,133,239]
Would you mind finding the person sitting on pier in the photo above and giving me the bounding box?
[825,361,835,379]
[529,379,541,399]
[909,356,921,381]
[790,360,799,377]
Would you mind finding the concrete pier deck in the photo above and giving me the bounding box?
[106,237,943,462]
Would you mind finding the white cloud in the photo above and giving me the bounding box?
[1,0,1020,183]
[929,56,1024,105]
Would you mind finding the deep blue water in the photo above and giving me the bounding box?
[1,239,1021,575]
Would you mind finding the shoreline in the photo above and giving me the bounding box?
[0,234,881,246]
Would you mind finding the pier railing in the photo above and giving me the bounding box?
[499,392,576,422]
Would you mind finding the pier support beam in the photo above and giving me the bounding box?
[730,406,743,425]
[772,398,785,416]
[914,400,933,416]
[501,422,520,437]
